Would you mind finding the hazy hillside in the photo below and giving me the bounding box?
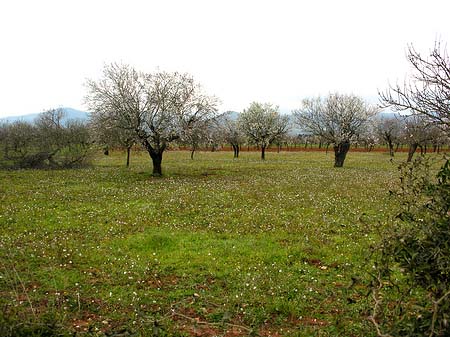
[0,108,89,123]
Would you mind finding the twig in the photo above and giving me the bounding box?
[368,273,393,337]
[429,289,450,337]
[171,311,253,332]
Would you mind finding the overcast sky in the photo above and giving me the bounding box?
[0,0,449,117]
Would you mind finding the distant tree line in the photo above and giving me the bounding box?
[1,40,448,172]
[0,108,91,169]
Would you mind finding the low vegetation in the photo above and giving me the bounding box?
[370,156,450,336]
[1,149,422,336]
[0,109,91,169]
[0,39,448,337]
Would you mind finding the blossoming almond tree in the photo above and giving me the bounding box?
[293,93,378,167]
[238,102,290,160]
[85,63,219,176]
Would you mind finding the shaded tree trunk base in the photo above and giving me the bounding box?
[388,140,394,157]
[334,142,350,167]
[126,146,131,167]
[407,143,418,162]
[149,150,163,176]
[232,144,239,158]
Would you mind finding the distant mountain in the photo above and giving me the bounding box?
[378,111,399,119]
[222,110,239,120]
[0,107,89,124]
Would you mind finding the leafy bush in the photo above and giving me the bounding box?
[370,156,450,336]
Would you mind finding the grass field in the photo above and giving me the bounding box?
[0,150,411,336]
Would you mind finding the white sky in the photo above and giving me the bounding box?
[0,0,449,117]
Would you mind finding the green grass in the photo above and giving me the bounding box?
[0,149,413,336]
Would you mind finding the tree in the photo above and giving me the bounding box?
[238,102,289,160]
[218,112,244,158]
[89,112,137,167]
[293,93,377,167]
[204,121,225,153]
[85,63,219,176]
[401,114,433,162]
[181,120,209,160]
[356,118,378,152]
[428,125,449,153]
[375,115,403,157]
[379,40,450,129]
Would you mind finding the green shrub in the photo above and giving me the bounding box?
[370,156,450,336]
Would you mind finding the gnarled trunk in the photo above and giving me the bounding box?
[407,143,418,162]
[261,145,266,160]
[333,141,350,167]
[142,139,165,176]
[150,150,163,176]
[387,139,394,157]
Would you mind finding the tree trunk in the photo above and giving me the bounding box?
[333,141,350,167]
[261,145,266,160]
[191,148,195,160]
[232,144,239,158]
[149,150,163,176]
[388,139,394,157]
[141,140,165,175]
[126,146,131,167]
[407,143,418,162]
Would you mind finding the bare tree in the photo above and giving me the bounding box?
[293,93,377,167]
[401,114,434,162]
[428,125,449,153]
[238,102,290,160]
[380,40,450,129]
[85,63,219,176]
[89,113,137,167]
[376,115,403,157]
[180,120,210,160]
[218,112,244,158]
[204,121,225,152]
[356,118,379,152]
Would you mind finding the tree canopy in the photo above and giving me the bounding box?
[238,102,290,160]
[85,63,219,175]
[380,41,450,129]
[293,93,377,167]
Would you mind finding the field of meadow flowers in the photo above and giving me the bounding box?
[0,150,407,336]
